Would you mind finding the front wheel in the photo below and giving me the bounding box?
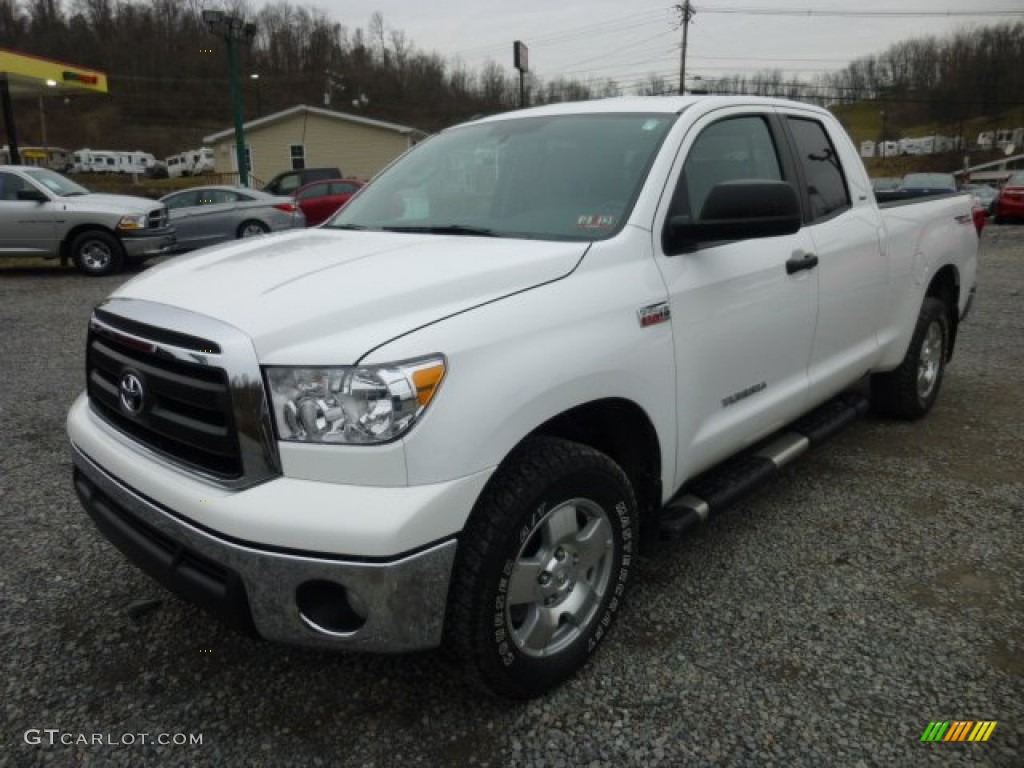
[445,436,637,699]
[237,220,269,238]
[70,230,124,276]
[871,297,949,419]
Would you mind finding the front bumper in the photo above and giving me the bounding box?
[71,444,458,652]
[120,227,176,258]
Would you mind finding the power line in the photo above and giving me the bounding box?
[449,9,669,58]
[697,5,1024,17]
[557,30,675,70]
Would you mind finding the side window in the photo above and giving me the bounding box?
[786,117,850,221]
[165,191,199,209]
[277,173,301,195]
[676,115,782,220]
[209,190,238,204]
[0,172,27,201]
[299,182,328,200]
[289,144,305,171]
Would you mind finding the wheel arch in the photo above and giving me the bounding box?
[925,265,960,361]
[237,218,270,238]
[59,223,120,262]
[527,397,663,530]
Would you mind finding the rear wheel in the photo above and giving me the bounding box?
[445,436,637,698]
[237,220,269,238]
[871,297,949,419]
[70,230,124,276]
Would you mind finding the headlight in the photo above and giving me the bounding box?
[117,213,148,230]
[265,356,446,444]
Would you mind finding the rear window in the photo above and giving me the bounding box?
[786,117,850,221]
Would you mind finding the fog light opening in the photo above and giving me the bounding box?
[296,580,368,635]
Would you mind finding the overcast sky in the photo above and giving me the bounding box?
[300,0,1023,91]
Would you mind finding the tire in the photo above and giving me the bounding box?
[237,220,269,238]
[871,297,949,420]
[445,435,638,699]
[70,230,124,276]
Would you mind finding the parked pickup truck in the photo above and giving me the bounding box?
[67,96,979,698]
[0,165,174,275]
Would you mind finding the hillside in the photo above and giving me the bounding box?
[831,102,1024,176]
[3,4,1021,170]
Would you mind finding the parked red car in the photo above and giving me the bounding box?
[994,172,1024,224]
[294,178,365,226]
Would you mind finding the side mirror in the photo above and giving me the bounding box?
[16,188,50,204]
[664,179,802,253]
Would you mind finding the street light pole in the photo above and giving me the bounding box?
[203,10,256,187]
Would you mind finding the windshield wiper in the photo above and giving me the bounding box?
[381,224,501,237]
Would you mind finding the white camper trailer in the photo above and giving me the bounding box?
[87,151,119,173]
[191,147,215,174]
[165,153,191,178]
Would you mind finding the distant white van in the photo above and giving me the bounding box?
[166,153,190,178]
[191,147,215,174]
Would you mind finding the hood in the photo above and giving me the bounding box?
[66,193,164,214]
[113,228,587,363]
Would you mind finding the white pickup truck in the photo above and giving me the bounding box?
[67,96,979,698]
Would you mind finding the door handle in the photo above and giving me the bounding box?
[786,253,819,275]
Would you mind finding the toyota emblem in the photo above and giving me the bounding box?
[119,372,145,415]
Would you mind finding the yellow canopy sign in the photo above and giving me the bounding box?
[0,47,108,96]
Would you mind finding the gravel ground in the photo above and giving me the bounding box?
[1,226,1022,768]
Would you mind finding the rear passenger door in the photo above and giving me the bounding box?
[655,109,820,482]
[781,113,888,403]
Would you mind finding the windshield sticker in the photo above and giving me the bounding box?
[577,214,616,230]
[642,119,662,131]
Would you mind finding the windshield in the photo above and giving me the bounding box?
[327,112,677,240]
[23,168,90,197]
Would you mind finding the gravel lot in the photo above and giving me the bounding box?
[1,226,1022,768]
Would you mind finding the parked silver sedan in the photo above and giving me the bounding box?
[159,185,305,252]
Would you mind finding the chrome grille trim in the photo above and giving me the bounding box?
[87,298,281,490]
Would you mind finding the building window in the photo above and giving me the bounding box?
[289,144,305,170]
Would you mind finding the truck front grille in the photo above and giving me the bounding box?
[87,326,242,479]
[148,207,169,229]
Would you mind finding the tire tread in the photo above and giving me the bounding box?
[444,435,635,698]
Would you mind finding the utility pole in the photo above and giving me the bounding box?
[203,10,256,187]
[676,2,696,95]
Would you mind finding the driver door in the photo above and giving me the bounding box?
[0,172,58,255]
[655,109,820,484]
